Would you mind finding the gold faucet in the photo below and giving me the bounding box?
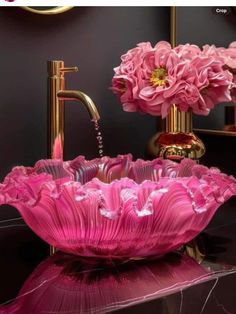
[47,60,100,159]
[48,60,100,256]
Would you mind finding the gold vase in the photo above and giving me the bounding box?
[148,105,205,161]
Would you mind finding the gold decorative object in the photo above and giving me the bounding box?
[170,6,177,47]
[148,105,205,161]
[22,7,73,15]
[184,238,205,264]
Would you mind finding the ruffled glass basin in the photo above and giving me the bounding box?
[0,155,235,259]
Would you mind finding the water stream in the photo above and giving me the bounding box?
[93,120,104,158]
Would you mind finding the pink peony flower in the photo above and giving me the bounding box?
[225,42,236,102]
[112,41,235,118]
[111,42,153,113]
[189,56,232,115]
[138,41,183,117]
[174,43,201,60]
[203,43,236,102]
[219,42,236,70]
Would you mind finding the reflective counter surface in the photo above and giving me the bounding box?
[0,197,236,314]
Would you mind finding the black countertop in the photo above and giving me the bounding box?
[0,198,236,314]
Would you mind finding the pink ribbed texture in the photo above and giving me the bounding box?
[0,155,235,259]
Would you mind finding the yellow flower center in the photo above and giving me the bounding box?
[150,67,168,87]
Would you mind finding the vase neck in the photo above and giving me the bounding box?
[166,105,192,133]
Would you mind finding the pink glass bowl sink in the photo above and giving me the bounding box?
[0,155,235,259]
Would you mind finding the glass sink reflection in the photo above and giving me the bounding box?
[1,250,236,314]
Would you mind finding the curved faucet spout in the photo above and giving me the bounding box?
[47,60,101,161]
[57,90,100,121]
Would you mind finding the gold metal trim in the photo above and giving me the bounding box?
[184,239,205,264]
[195,128,236,137]
[170,7,176,48]
[166,104,192,133]
[50,245,56,256]
[22,6,73,15]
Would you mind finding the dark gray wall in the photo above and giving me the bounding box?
[0,7,170,220]
[176,7,236,130]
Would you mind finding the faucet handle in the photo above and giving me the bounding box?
[60,66,78,74]
[48,61,78,77]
